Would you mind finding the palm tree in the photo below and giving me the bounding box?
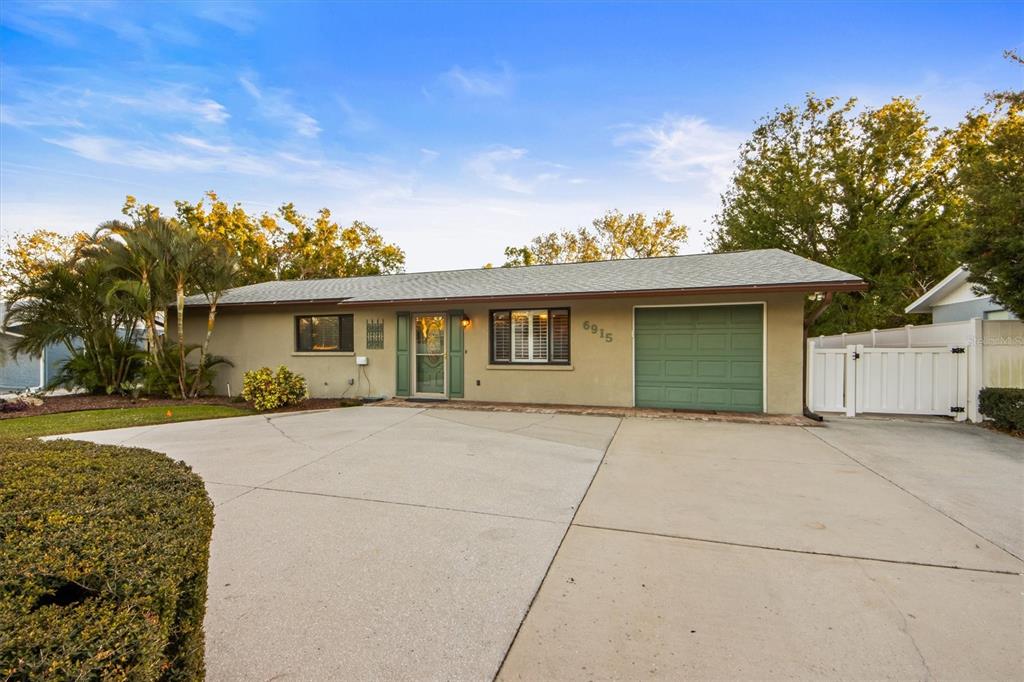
[92,216,238,398]
[188,239,238,397]
[6,254,144,393]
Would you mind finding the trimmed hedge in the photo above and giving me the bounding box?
[0,438,214,680]
[978,388,1024,432]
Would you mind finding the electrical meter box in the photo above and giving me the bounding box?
[355,356,369,366]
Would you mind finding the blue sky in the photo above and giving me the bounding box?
[1,1,1021,271]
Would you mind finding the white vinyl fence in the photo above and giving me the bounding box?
[808,318,1024,422]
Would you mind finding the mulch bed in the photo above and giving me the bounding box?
[0,394,354,420]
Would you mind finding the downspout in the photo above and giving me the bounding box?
[802,291,834,421]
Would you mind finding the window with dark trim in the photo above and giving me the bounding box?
[490,308,570,364]
[295,315,354,352]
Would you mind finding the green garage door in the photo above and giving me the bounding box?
[634,305,763,413]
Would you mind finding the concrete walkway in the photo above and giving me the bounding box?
[499,417,1024,680]
[63,406,620,681]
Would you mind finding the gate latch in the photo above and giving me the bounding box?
[950,406,965,413]
[951,347,966,354]
[852,351,861,360]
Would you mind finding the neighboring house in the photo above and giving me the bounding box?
[905,266,1017,323]
[0,302,73,392]
[180,249,863,415]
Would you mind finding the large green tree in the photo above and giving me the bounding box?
[958,55,1023,318]
[709,95,965,335]
[126,194,406,283]
[502,210,686,266]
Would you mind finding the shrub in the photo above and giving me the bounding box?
[0,438,214,680]
[978,387,1024,432]
[141,343,233,398]
[241,365,308,411]
[51,342,146,396]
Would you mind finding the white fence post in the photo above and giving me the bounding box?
[845,345,858,417]
[968,318,984,423]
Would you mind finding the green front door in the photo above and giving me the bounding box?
[414,314,446,396]
[634,305,763,413]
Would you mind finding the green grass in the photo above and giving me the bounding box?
[0,404,253,439]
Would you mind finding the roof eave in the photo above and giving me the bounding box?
[177,279,867,311]
[905,267,969,314]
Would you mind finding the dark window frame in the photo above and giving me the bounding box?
[489,307,571,365]
[294,314,354,353]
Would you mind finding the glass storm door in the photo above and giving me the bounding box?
[414,314,446,396]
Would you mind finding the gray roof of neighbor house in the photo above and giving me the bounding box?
[183,248,865,308]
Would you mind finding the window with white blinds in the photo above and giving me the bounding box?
[490,308,569,364]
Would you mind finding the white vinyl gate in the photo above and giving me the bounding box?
[808,344,968,420]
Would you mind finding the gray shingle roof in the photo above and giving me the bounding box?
[186,249,863,307]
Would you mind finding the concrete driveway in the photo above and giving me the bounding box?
[64,408,1022,680]
[66,406,620,681]
[499,417,1023,681]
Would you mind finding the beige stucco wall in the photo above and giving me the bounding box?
[184,291,807,414]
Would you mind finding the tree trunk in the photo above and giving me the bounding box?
[188,295,219,398]
[176,282,187,399]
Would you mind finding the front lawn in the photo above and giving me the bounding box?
[0,404,252,439]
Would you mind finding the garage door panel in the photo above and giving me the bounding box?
[664,360,695,378]
[634,334,663,351]
[662,308,698,326]
[731,389,763,409]
[635,305,763,413]
[731,361,763,379]
[635,360,664,377]
[663,334,694,351]
[731,332,762,351]
[696,387,730,406]
[698,334,728,351]
[665,386,697,404]
[635,386,663,403]
[697,360,728,378]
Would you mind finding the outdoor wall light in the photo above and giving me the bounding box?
[461,314,472,329]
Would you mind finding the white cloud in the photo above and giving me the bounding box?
[41,132,413,195]
[465,146,562,194]
[335,95,375,133]
[441,65,513,97]
[112,91,230,124]
[615,115,743,189]
[239,74,321,138]
[419,148,440,163]
[194,3,261,33]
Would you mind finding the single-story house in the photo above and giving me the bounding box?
[906,266,1018,323]
[181,248,865,414]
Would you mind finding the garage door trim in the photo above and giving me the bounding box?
[632,302,767,413]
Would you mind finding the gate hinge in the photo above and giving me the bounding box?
[950,406,965,413]
[951,347,966,354]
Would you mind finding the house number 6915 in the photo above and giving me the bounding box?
[582,320,613,343]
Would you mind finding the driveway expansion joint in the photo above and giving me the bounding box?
[570,523,1022,576]
[803,425,1024,564]
[493,417,625,680]
[208,481,567,525]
